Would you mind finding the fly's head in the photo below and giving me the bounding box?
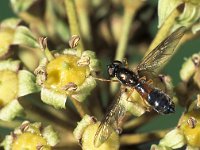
[107,60,123,78]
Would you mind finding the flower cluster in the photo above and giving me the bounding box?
[0,0,199,149]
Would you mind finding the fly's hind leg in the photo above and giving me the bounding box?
[139,76,147,82]
[146,79,153,85]
[140,96,153,112]
[120,87,134,103]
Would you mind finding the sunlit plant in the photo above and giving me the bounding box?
[0,0,200,149]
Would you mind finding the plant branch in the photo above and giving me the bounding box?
[120,129,170,145]
[111,0,144,93]
[123,112,157,130]
[64,0,84,54]
[0,120,21,129]
[75,0,93,48]
[70,96,90,118]
[146,3,184,56]
[115,0,144,60]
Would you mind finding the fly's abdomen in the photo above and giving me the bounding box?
[147,89,175,114]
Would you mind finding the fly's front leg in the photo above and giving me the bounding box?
[93,77,119,83]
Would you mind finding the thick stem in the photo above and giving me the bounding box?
[18,95,74,130]
[123,112,156,130]
[64,0,84,54]
[75,0,93,48]
[146,3,184,56]
[70,96,90,118]
[111,0,144,93]
[0,120,21,129]
[115,0,144,60]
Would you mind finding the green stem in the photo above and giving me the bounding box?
[145,3,184,56]
[123,112,156,130]
[0,120,21,129]
[38,37,54,61]
[70,97,90,118]
[75,0,93,48]
[115,0,144,60]
[111,0,144,93]
[114,10,133,60]
[120,129,170,145]
[19,96,74,130]
[64,0,84,54]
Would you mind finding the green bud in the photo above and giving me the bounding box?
[180,53,200,82]
[159,128,186,149]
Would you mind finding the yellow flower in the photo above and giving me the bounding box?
[179,109,200,147]
[1,121,59,150]
[35,49,99,108]
[0,59,40,121]
[73,115,119,150]
[12,132,51,150]
[45,55,89,93]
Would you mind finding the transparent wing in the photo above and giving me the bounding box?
[94,89,126,147]
[137,27,186,74]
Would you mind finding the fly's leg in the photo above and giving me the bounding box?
[93,77,119,83]
[126,88,135,103]
[120,86,134,103]
[146,79,153,85]
[139,95,152,112]
[139,76,147,82]
[122,58,129,68]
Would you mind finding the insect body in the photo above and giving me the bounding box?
[108,60,175,114]
[94,27,186,147]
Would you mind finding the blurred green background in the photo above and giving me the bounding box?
[0,0,15,21]
[0,0,199,149]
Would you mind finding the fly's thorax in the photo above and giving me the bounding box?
[116,68,139,86]
[147,88,175,114]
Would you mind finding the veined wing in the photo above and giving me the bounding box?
[137,27,186,74]
[94,89,126,147]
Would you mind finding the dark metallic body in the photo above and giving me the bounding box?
[108,60,175,114]
[94,27,186,147]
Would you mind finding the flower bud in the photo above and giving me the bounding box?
[179,107,200,147]
[73,115,119,150]
[1,121,58,150]
[159,128,186,149]
[0,59,40,121]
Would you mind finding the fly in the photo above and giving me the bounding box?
[94,27,186,147]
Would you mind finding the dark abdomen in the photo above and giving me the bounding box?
[147,89,175,114]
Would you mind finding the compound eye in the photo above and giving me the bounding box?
[108,67,115,77]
